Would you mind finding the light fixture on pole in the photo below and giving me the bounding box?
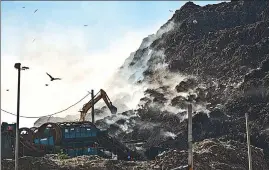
[14,63,29,170]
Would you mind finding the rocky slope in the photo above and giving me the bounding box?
[31,1,269,169]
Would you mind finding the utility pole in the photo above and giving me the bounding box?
[91,89,94,124]
[245,113,252,170]
[14,63,21,170]
[14,63,29,170]
[188,104,193,170]
[0,126,1,170]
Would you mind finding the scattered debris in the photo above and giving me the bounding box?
[2,139,268,170]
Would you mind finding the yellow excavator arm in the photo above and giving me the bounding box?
[79,89,117,122]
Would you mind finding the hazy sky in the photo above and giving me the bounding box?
[1,1,221,127]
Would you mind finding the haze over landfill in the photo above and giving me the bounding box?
[2,0,269,169]
[1,1,219,127]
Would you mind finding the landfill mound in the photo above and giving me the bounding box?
[97,0,269,166]
[29,0,269,169]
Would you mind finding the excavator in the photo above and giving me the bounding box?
[79,89,117,122]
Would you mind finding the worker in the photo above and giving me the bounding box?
[127,152,131,160]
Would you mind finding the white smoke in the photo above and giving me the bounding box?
[101,21,177,113]
[5,14,204,130]
[18,20,176,128]
[1,19,161,127]
[162,131,177,139]
[156,21,175,39]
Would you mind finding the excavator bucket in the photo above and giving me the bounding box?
[110,105,117,114]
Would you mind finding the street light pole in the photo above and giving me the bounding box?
[14,63,21,170]
[13,64,29,170]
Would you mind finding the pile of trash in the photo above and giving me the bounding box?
[2,139,268,170]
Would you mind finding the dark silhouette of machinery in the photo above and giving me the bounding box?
[1,121,145,160]
[0,89,157,161]
[79,89,117,122]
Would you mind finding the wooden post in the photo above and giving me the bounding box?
[0,129,1,168]
[91,90,94,124]
[0,104,1,169]
[245,113,252,170]
[188,104,193,170]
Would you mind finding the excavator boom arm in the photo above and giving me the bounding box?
[79,89,117,121]
[81,94,102,113]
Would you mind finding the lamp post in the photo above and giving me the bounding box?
[14,63,29,170]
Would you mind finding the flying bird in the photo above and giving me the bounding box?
[84,25,88,27]
[46,72,62,81]
[6,89,9,91]
[45,84,49,86]
[169,10,173,12]
[32,39,35,42]
[22,7,25,8]
[34,9,38,13]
